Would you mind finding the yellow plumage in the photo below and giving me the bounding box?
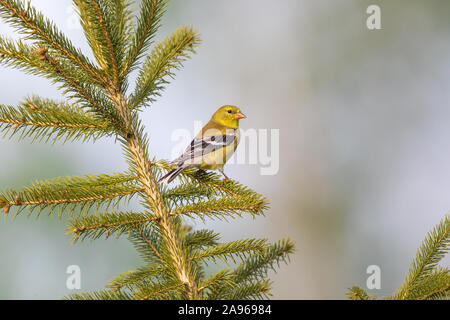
[158,105,246,184]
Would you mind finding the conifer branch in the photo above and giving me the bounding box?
[192,238,268,264]
[348,214,450,300]
[74,0,110,74]
[136,226,164,262]
[184,229,220,250]
[73,0,127,89]
[0,36,125,132]
[231,238,295,283]
[65,289,132,300]
[154,161,255,198]
[39,51,126,132]
[0,173,141,216]
[0,96,113,143]
[346,286,372,300]
[67,211,155,241]
[407,267,450,300]
[0,0,107,85]
[128,225,164,265]
[170,197,268,223]
[135,281,185,300]
[123,0,166,77]
[91,0,119,87]
[129,25,200,110]
[224,280,272,300]
[392,214,450,300]
[0,35,101,88]
[107,265,165,292]
[198,270,235,296]
[162,182,218,205]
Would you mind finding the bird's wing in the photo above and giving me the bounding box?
[174,134,237,165]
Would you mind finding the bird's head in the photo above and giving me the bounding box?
[211,105,246,129]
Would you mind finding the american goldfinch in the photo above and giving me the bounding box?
[158,105,246,184]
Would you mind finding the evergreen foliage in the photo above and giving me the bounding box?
[0,0,294,300]
[347,214,450,300]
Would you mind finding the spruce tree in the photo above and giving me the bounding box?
[0,0,294,300]
[347,214,450,300]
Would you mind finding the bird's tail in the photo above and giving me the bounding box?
[158,166,186,184]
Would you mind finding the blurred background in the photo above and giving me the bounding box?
[1,0,449,299]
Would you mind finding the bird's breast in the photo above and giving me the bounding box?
[199,129,240,170]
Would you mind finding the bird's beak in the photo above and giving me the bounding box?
[234,112,246,119]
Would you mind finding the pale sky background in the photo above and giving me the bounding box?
[0,0,449,299]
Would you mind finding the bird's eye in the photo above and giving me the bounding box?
[227,110,232,114]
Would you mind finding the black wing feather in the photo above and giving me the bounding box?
[175,134,236,164]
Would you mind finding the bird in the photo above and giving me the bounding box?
[158,105,246,184]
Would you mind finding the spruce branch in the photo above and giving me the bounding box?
[123,0,167,77]
[392,214,450,300]
[231,238,295,284]
[0,35,126,131]
[154,160,257,198]
[198,270,235,298]
[73,0,131,88]
[0,35,102,88]
[224,279,272,300]
[0,173,141,217]
[90,0,120,86]
[134,280,185,300]
[346,286,373,300]
[65,289,132,300]
[67,211,155,242]
[184,229,220,250]
[0,96,113,143]
[191,238,268,265]
[129,25,200,110]
[162,182,219,205]
[37,50,126,131]
[170,197,268,223]
[107,265,165,292]
[0,0,107,85]
[128,224,164,264]
[348,214,450,300]
[406,266,450,300]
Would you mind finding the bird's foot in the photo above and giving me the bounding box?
[219,169,230,182]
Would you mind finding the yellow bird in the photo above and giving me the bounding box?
[158,105,246,184]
